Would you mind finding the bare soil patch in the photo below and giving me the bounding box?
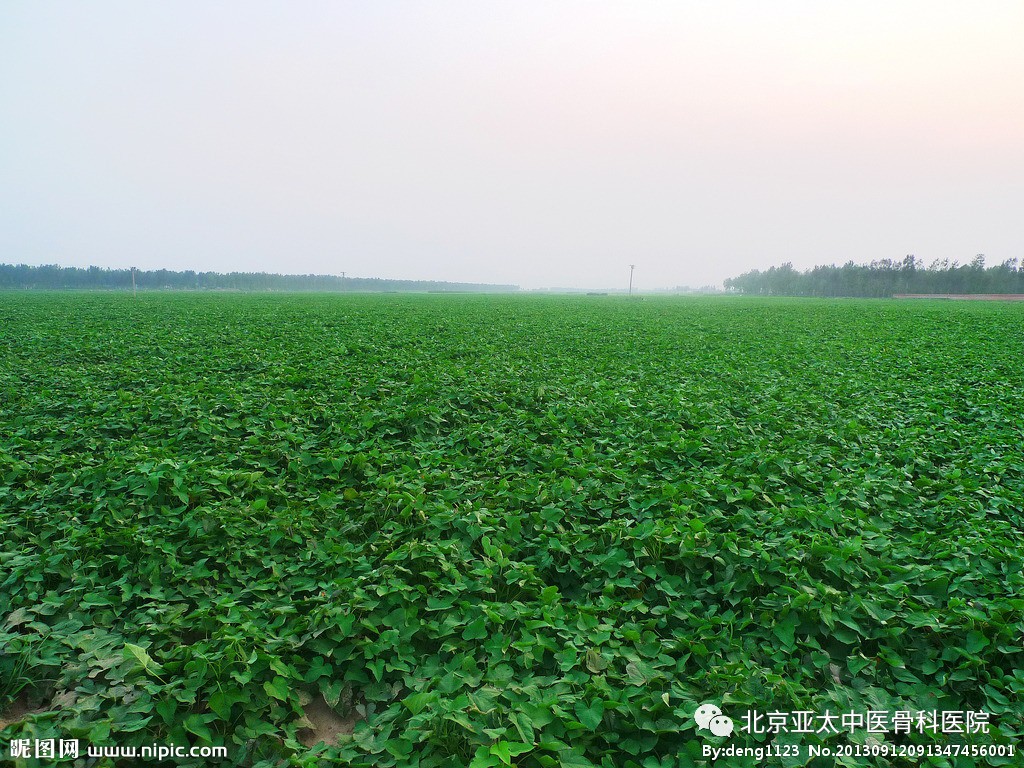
[0,694,41,731]
[297,693,361,748]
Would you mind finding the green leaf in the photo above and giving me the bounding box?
[469,746,501,768]
[847,655,872,675]
[625,662,647,686]
[574,699,604,731]
[490,741,512,765]
[463,618,488,640]
[155,698,177,725]
[584,649,608,673]
[966,631,990,654]
[489,741,532,765]
[511,711,535,743]
[5,608,32,629]
[124,643,163,675]
[209,691,243,720]
[183,713,214,742]
[773,613,799,649]
[559,750,598,768]
[404,691,434,715]
[263,676,290,701]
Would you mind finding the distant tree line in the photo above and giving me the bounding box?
[724,256,1024,297]
[0,263,519,293]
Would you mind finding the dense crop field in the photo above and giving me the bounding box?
[2,292,1022,767]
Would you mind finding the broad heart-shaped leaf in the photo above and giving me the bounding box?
[208,690,246,720]
[4,607,32,628]
[625,662,647,685]
[123,643,163,675]
[119,715,154,733]
[511,711,535,743]
[584,648,608,673]
[574,699,604,731]
[155,697,178,725]
[403,691,434,715]
[463,618,488,640]
[773,612,799,649]
[966,631,990,654]
[847,655,872,675]
[490,741,533,765]
[559,750,598,768]
[468,746,501,768]
[183,713,215,742]
[263,676,290,701]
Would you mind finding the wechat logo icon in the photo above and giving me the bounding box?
[694,703,734,737]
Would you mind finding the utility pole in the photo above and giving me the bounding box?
[628,264,636,296]
[131,267,137,298]
[341,271,346,290]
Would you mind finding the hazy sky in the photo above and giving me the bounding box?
[2,3,1022,289]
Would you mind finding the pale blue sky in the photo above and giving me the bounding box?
[2,2,1022,289]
